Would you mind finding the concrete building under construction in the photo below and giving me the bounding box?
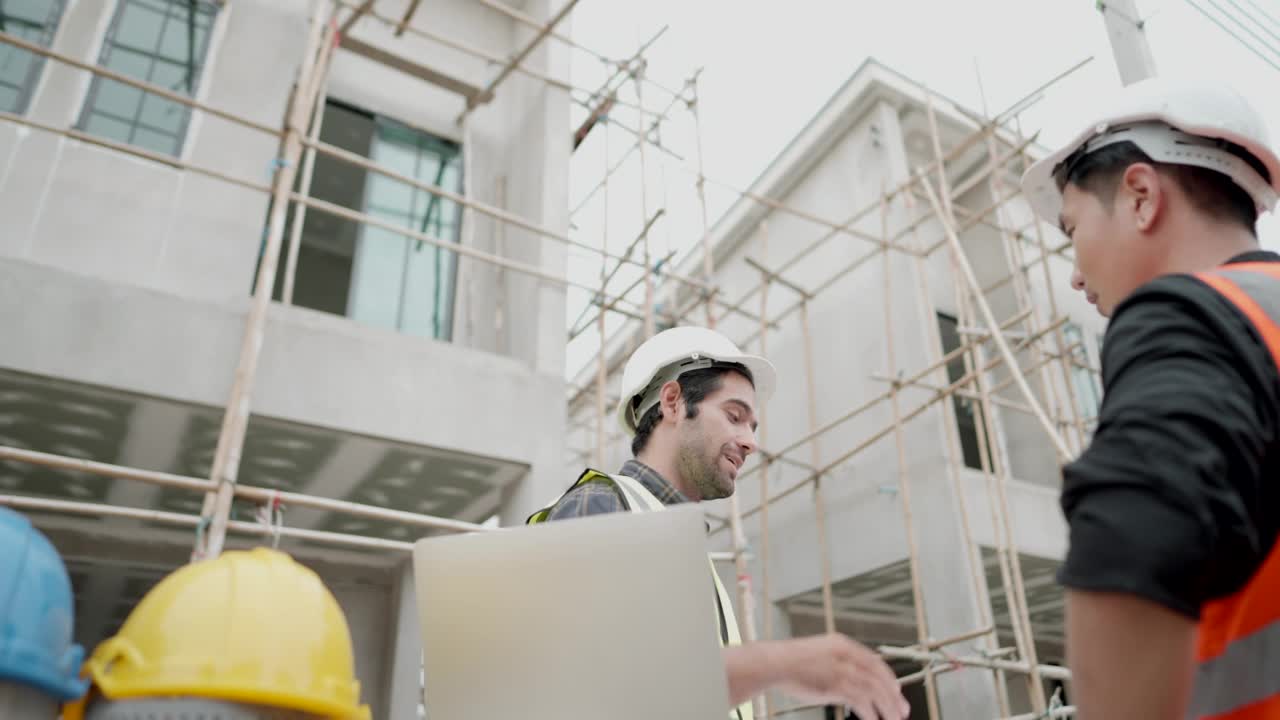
[0,1,1108,719]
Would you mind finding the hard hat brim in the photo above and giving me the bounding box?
[615,351,776,436]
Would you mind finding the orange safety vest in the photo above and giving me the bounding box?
[1188,262,1280,720]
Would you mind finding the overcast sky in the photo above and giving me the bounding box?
[559,0,1280,379]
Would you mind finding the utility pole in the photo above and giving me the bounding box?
[1097,0,1158,85]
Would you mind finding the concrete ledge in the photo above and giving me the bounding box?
[0,257,562,468]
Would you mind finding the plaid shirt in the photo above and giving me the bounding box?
[544,459,690,521]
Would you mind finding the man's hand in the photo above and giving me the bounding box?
[724,633,909,719]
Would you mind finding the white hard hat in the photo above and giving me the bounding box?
[1021,76,1280,227]
[615,326,776,436]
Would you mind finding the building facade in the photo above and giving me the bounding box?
[0,0,573,717]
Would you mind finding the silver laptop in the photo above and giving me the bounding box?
[411,504,732,719]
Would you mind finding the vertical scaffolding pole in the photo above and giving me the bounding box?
[195,1,334,560]
[922,95,1046,714]
[687,69,761,720]
[595,122,611,467]
[634,58,655,339]
[281,10,335,306]
[756,220,774,720]
[881,194,942,720]
[798,299,835,636]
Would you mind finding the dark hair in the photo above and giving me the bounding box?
[1052,139,1267,237]
[630,363,753,456]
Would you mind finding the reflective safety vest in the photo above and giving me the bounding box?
[527,469,754,720]
[1188,262,1280,720]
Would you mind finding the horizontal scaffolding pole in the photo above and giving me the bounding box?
[877,645,1071,681]
[0,446,487,535]
[0,31,281,138]
[0,109,681,330]
[0,494,416,553]
[723,315,1067,530]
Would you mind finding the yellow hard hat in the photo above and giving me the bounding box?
[63,548,370,720]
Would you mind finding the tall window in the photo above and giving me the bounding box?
[76,0,219,156]
[0,0,66,114]
[937,313,990,470]
[274,101,463,341]
[1064,323,1101,422]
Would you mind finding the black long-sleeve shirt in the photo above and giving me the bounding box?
[1058,250,1280,618]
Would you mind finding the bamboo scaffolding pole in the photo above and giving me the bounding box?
[871,374,1038,415]
[1015,116,1091,452]
[798,299,835,636]
[0,24,720,333]
[0,495,418,553]
[0,116,649,334]
[665,60,1095,335]
[917,178,1069,460]
[727,307,1036,489]
[877,646,1071,682]
[569,248,677,342]
[565,84,1060,411]
[705,152,1027,349]
[634,59,656,339]
[288,192,664,325]
[725,316,1068,529]
[332,0,653,119]
[899,202,1014,716]
[456,0,581,123]
[1002,707,1076,720]
[922,94,1034,716]
[473,0,612,67]
[756,220,774,719]
[0,446,487,534]
[0,111,273,193]
[299,137,778,327]
[0,31,282,139]
[977,125,1063,441]
[195,3,335,560]
[595,122,611,468]
[880,194,942,720]
[680,70,761,720]
[283,10,338,305]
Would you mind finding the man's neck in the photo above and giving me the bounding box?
[634,449,698,501]
[1161,217,1259,275]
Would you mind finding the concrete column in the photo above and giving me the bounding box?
[384,559,425,720]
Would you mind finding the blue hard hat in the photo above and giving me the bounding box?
[0,506,89,700]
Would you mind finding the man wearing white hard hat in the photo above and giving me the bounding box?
[529,326,909,720]
[1021,77,1280,720]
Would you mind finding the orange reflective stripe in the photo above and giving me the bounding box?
[1196,272,1280,372]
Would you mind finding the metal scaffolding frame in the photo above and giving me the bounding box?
[0,1,1102,717]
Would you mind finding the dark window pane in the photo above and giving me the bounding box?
[137,93,186,134]
[133,126,179,156]
[273,101,463,341]
[114,3,165,52]
[77,0,218,157]
[937,313,989,470]
[82,113,135,144]
[0,0,65,114]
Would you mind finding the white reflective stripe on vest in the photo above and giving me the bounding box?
[609,474,754,720]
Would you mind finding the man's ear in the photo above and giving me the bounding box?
[1120,162,1163,233]
[658,380,683,424]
